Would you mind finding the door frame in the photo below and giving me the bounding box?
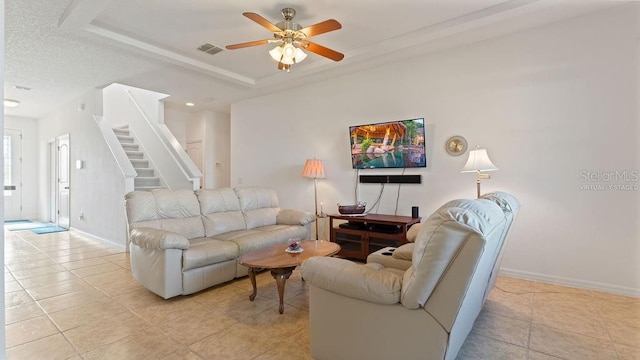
[47,134,71,227]
[3,128,23,220]
[56,134,70,229]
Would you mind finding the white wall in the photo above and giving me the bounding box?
[231,5,640,295]
[164,107,189,149]
[205,111,230,189]
[172,109,231,189]
[5,116,38,219]
[38,90,128,248]
[1,0,7,354]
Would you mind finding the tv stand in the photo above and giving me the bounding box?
[329,213,421,260]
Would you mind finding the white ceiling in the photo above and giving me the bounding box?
[4,0,617,119]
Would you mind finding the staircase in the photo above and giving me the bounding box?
[113,127,164,191]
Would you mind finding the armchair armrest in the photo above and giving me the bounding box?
[301,257,402,305]
[277,209,315,226]
[130,227,189,250]
[393,243,415,261]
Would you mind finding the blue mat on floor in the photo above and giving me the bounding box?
[4,219,32,224]
[31,226,68,235]
[5,221,55,231]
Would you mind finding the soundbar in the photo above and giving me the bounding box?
[359,175,421,184]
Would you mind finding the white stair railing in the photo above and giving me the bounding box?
[101,83,202,191]
[95,115,136,193]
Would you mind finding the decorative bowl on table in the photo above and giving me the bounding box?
[285,241,303,253]
[337,202,366,215]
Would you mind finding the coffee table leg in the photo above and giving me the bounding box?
[271,267,295,314]
[248,267,259,301]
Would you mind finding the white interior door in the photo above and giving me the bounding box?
[48,140,56,222]
[3,129,23,220]
[57,134,70,229]
[187,140,204,188]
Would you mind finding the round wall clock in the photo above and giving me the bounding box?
[445,136,468,156]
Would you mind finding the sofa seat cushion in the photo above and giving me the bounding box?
[223,225,308,255]
[183,238,239,271]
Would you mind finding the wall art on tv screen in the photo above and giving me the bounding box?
[349,118,426,169]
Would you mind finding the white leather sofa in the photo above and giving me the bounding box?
[301,195,518,360]
[125,187,315,299]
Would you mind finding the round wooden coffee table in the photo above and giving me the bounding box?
[238,240,340,314]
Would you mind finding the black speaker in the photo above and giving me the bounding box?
[412,206,419,218]
[359,175,421,184]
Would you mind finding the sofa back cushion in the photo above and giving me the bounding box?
[234,187,280,230]
[401,199,505,315]
[196,188,246,237]
[125,189,205,239]
[479,192,520,302]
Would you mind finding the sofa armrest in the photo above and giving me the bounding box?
[301,257,402,305]
[277,209,315,226]
[130,227,189,250]
[393,243,415,261]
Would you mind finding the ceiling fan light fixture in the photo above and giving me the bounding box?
[280,55,295,65]
[283,43,296,58]
[269,46,283,61]
[294,47,307,63]
[228,8,344,72]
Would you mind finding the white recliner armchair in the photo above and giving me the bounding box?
[366,191,520,276]
[301,195,517,360]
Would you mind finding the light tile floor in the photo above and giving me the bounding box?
[4,229,640,359]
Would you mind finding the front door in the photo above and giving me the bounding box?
[57,134,70,229]
[3,129,23,220]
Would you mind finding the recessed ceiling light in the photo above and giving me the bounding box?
[185,102,195,107]
[4,99,20,108]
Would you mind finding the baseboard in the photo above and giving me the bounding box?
[500,267,640,298]
[69,227,127,252]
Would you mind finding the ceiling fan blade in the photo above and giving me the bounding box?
[299,19,342,38]
[302,41,344,61]
[243,12,281,33]
[226,39,270,50]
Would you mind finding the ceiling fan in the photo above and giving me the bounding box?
[226,8,344,72]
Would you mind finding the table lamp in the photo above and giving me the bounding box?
[461,146,498,198]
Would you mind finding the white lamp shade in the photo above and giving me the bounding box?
[461,148,498,172]
[269,46,283,62]
[302,159,326,179]
[294,47,307,63]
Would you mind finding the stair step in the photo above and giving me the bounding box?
[126,151,144,159]
[134,186,165,191]
[130,159,149,168]
[113,128,130,136]
[135,168,154,177]
[135,177,161,187]
[121,143,139,151]
[117,135,135,143]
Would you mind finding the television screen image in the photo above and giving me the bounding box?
[349,118,426,169]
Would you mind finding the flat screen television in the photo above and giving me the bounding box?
[349,118,426,169]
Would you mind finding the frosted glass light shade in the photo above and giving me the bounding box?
[294,48,307,63]
[461,148,498,172]
[269,46,283,61]
[302,159,326,179]
[269,44,307,65]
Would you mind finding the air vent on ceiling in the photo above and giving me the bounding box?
[197,43,223,55]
